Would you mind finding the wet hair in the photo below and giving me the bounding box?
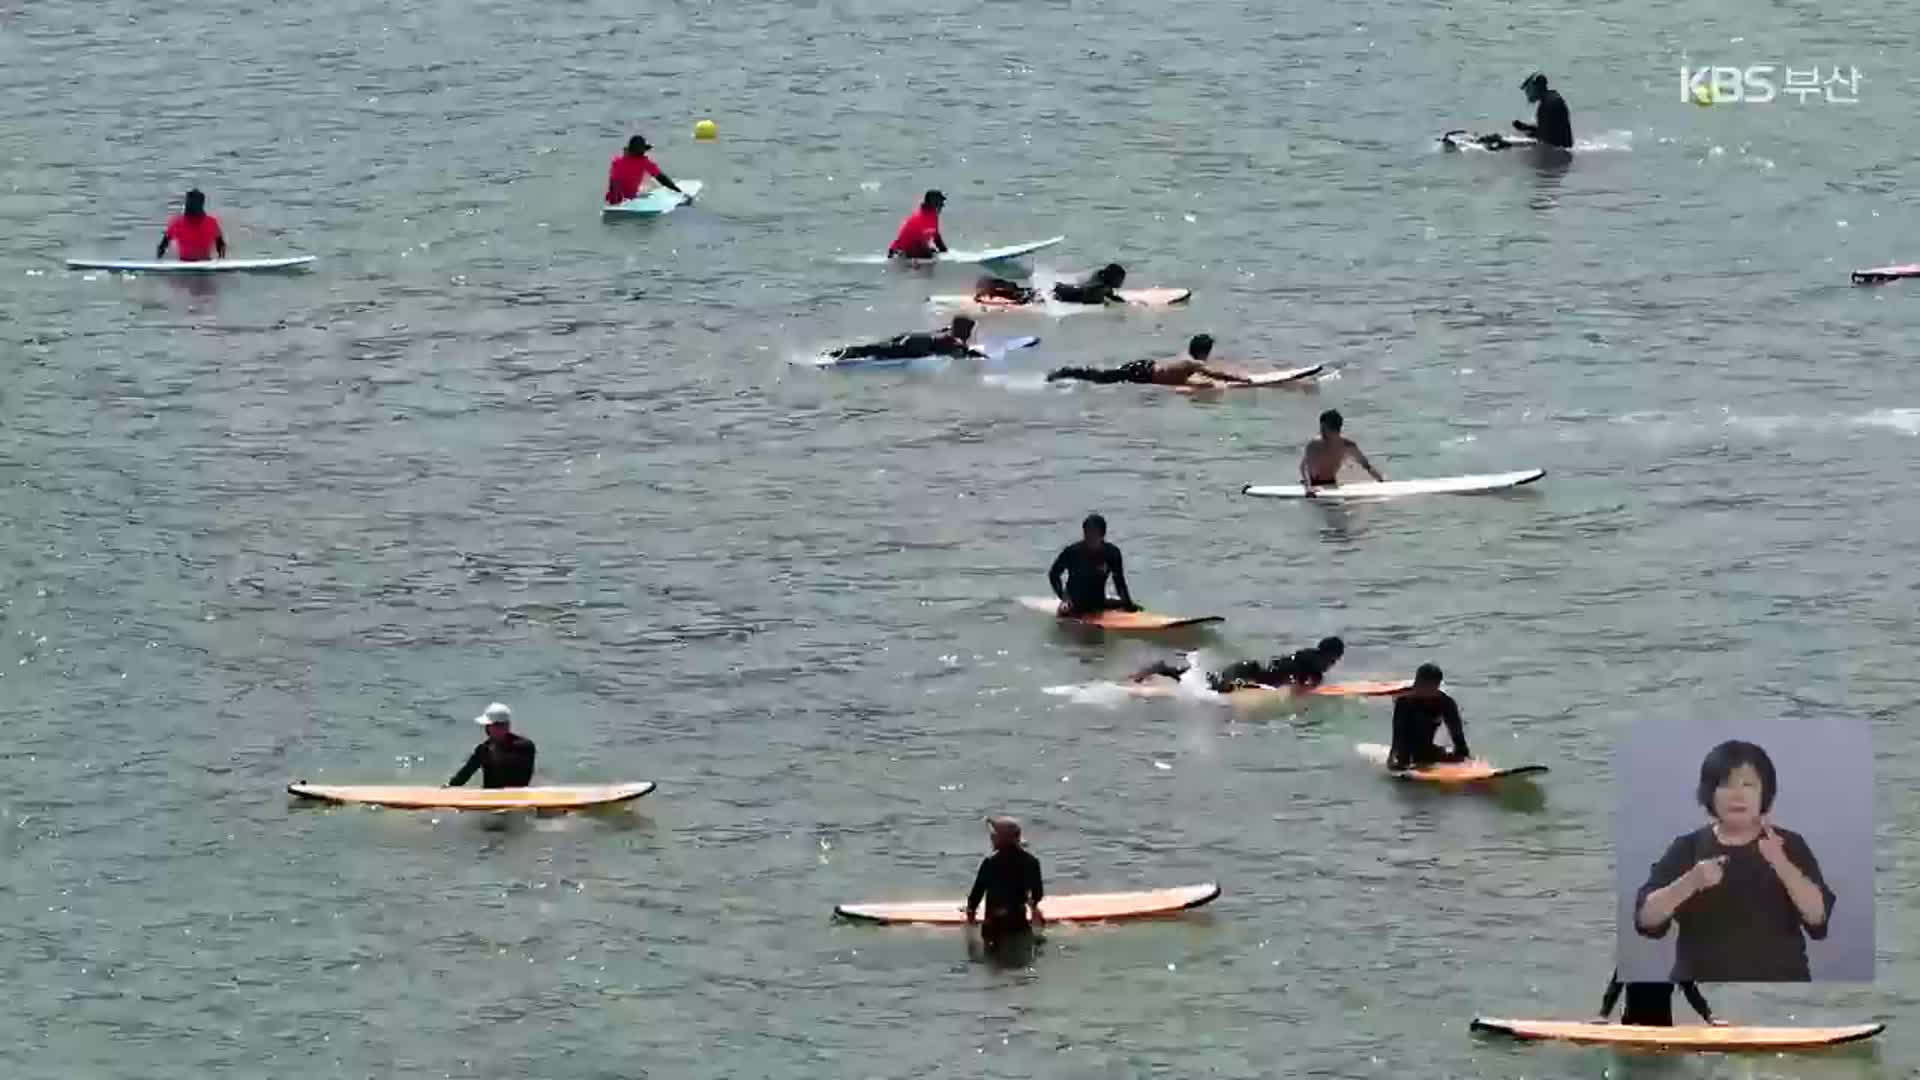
[625,135,651,154]
[1316,636,1345,660]
[1096,263,1126,287]
[1696,740,1778,816]
[1189,334,1214,359]
[950,315,975,338]
[1414,662,1443,686]
[184,188,207,216]
[1082,513,1107,535]
[923,189,946,208]
[1320,409,1344,432]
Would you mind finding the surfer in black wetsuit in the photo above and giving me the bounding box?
[1131,637,1346,692]
[1048,513,1137,616]
[827,316,984,361]
[1386,664,1470,770]
[1514,72,1574,149]
[449,702,537,788]
[1047,334,1252,386]
[967,816,1044,951]
[974,263,1128,307]
[1599,970,1717,1027]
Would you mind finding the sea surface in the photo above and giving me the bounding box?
[4,0,1919,1076]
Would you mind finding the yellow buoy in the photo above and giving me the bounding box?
[694,119,718,140]
[1691,84,1716,107]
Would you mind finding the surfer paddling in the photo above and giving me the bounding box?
[1299,409,1383,495]
[974,263,1129,307]
[1048,513,1138,616]
[1385,664,1470,770]
[966,816,1044,952]
[1514,72,1574,149]
[888,190,949,260]
[1598,970,1718,1027]
[1131,637,1346,691]
[1047,334,1253,387]
[156,189,227,262]
[826,316,985,362]
[448,702,536,788]
[606,135,691,205]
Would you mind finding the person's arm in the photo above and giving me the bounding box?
[966,858,989,922]
[215,227,228,259]
[1108,546,1136,610]
[1298,446,1318,497]
[1196,365,1254,385]
[1385,697,1414,770]
[1048,546,1071,603]
[448,745,483,787]
[1636,836,1721,934]
[1760,827,1835,933]
[1514,118,1540,135]
[1679,982,1715,1023]
[1027,855,1045,926]
[655,170,688,197]
[156,228,171,259]
[1130,658,1189,683]
[932,229,948,253]
[1596,970,1623,1020]
[1441,696,1469,761]
[1349,441,1384,481]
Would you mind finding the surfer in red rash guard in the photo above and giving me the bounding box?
[888,190,949,259]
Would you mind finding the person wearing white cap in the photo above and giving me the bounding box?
[448,702,536,788]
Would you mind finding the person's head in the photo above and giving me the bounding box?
[625,135,652,156]
[1521,72,1549,103]
[1697,740,1778,829]
[1188,333,1214,360]
[987,815,1023,851]
[475,701,513,741]
[948,315,975,342]
[184,189,207,217]
[922,189,947,212]
[1096,263,1127,288]
[1081,512,1107,544]
[1413,662,1443,688]
[1319,409,1344,436]
[1316,636,1346,664]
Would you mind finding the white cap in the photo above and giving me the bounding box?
[474,702,512,726]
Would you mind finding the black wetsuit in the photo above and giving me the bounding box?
[1144,648,1331,692]
[1529,90,1574,148]
[829,333,973,361]
[968,846,1044,945]
[1048,540,1133,613]
[1600,970,1712,1027]
[975,276,1039,304]
[449,734,537,788]
[1047,358,1157,384]
[1050,280,1122,305]
[1386,690,1468,770]
[1634,825,1833,982]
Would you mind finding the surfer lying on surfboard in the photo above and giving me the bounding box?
[888,190,949,259]
[1600,970,1718,1027]
[1386,664,1471,770]
[157,189,227,262]
[1130,637,1346,692]
[975,264,1129,306]
[1047,334,1254,387]
[606,135,692,205]
[449,702,536,788]
[968,816,1044,952]
[1048,513,1139,616]
[1300,409,1384,495]
[1515,72,1574,149]
[826,316,985,362]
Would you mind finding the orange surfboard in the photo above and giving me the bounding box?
[1016,596,1222,631]
[1471,1018,1884,1049]
[835,883,1220,925]
[288,782,655,810]
[1355,743,1546,782]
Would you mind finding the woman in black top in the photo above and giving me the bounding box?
[1634,740,1834,981]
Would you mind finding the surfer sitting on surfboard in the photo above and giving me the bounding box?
[156,189,227,262]
[1049,513,1138,616]
[1386,664,1470,771]
[1046,334,1253,387]
[448,703,536,789]
[1514,72,1574,149]
[974,264,1129,307]
[888,190,949,259]
[1130,637,1346,692]
[606,136,691,205]
[1300,409,1384,496]
[826,316,984,362]
[1599,969,1718,1028]
[967,816,1044,950]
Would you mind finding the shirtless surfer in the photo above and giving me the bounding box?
[1299,409,1383,495]
[1046,334,1252,387]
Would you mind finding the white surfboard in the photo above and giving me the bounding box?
[1243,469,1545,501]
[798,335,1039,370]
[603,179,703,217]
[834,235,1065,267]
[65,255,316,274]
[1440,130,1540,152]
